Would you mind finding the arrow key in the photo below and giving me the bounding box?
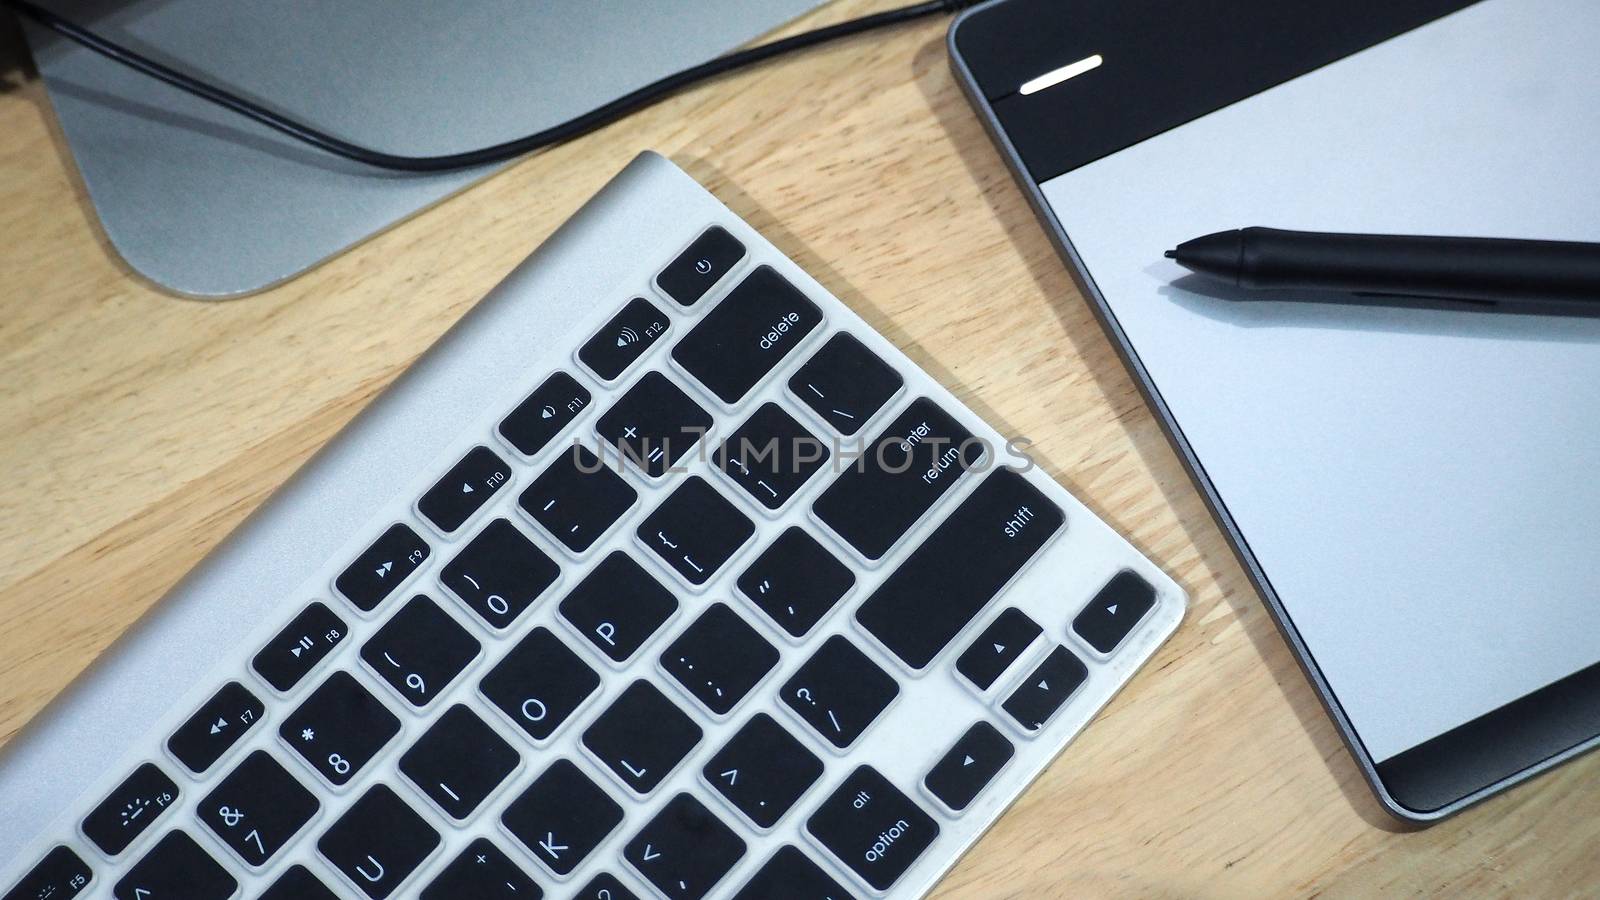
[923,721,1014,813]
[1000,645,1087,733]
[702,713,823,829]
[1072,570,1157,655]
[955,608,1041,692]
[625,794,745,900]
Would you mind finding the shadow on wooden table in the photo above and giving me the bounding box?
[908,37,1410,836]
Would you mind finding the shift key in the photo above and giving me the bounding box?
[856,469,1063,670]
[813,398,983,561]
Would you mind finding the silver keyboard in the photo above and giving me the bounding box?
[0,152,1185,900]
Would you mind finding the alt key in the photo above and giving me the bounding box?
[806,765,938,892]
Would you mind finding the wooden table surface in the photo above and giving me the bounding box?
[2,3,1595,896]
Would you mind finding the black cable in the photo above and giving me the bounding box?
[5,0,976,173]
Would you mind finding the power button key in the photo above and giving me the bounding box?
[656,226,746,307]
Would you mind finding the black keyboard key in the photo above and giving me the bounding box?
[281,671,401,786]
[637,476,753,586]
[812,398,982,561]
[500,370,592,457]
[559,551,678,663]
[3,846,91,900]
[714,403,829,509]
[923,722,1014,812]
[81,763,179,856]
[167,680,264,774]
[422,838,542,900]
[733,846,856,900]
[672,265,822,404]
[624,794,746,900]
[318,784,440,900]
[580,297,671,382]
[736,527,855,639]
[479,626,600,742]
[114,831,235,900]
[789,332,904,436]
[807,767,938,892]
[857,469,1064,670]
[418,445,511,534]
[662,603,778,716]
[252,601,347,693]
[1001,645,1088,732]
[576,873,640,900]
[261,865,339,900]
[336,523,430,612]
[198,750,319,867]
[595,372,713,477]
[399,703,520,820]
[780,636,898,749]
[520,445,637,553]
[657,225,746,307]
[360,594,481,708]
[502,759,624,877]
[1074,570,1158,654]
[583,680,702,795]
[442,518,561,629]
[703,713,823,829]
[956,607,1042,691]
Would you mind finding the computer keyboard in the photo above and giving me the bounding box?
[0,152,1185,900]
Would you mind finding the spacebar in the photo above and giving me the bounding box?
[855,469,1064,670]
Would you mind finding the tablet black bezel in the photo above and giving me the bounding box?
[948,0,1600,823]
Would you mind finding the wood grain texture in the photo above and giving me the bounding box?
[1,2,1595,895]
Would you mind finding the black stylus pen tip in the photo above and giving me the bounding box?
[1163,249,1177,259]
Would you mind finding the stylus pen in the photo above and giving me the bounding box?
[1165,227,1600,307]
